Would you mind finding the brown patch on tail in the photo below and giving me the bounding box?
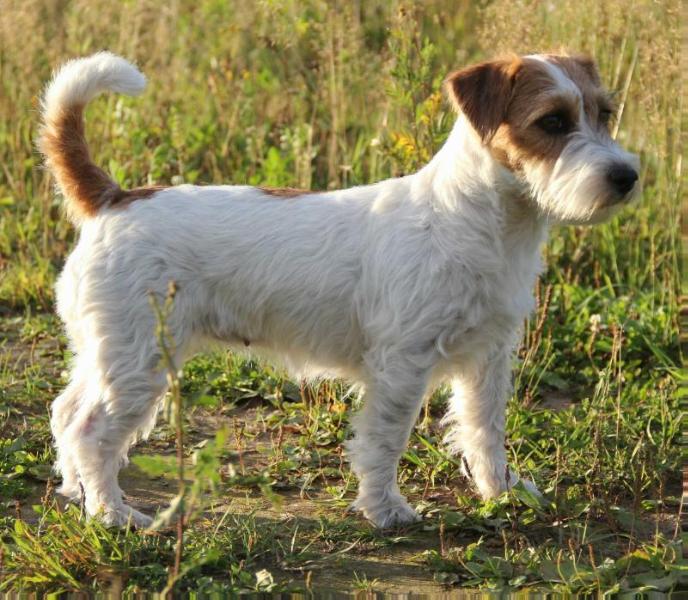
[39,105,119,220]
[39,105,166,221]
[259,187,318,198]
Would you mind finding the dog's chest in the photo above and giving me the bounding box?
[475,255,539,339]
[439,215,546,359]
[493,241,542,319]
[489,206,546,319]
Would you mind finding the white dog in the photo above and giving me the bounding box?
[40,52,639,528]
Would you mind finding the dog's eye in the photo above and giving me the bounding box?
[536,113,572,135]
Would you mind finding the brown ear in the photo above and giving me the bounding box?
[546,53,602,86]
[570,54,601,85]
[444,58,521,141]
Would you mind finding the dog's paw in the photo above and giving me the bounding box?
[370,501,421,529]
[349,494,420,529]
[96,504,153,529]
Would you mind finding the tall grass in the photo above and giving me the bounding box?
[0,1,680,323]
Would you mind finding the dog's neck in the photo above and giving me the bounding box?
[421,116,525,206]
[417,115,549,252]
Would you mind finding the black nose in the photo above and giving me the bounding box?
[607,165,638,196]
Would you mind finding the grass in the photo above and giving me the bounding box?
[0,0,683,595]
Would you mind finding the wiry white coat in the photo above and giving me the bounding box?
[46,53,638,528]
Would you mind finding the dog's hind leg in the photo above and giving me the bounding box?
[62,356,168,528]
[443,349,540,499]
[51,375,87,499]
[59,295,189,528]
[346,349,434,528]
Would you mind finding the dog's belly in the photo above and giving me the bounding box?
[197,287,365,378]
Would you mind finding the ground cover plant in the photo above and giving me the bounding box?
[0,0,683,595]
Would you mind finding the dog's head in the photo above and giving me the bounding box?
[445,54,640,224]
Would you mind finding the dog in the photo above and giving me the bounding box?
[40,51,639,528]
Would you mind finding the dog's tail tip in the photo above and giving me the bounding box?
[42,52,146,115]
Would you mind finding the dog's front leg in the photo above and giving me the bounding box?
[444,350,540,499]
[346,353,432,528]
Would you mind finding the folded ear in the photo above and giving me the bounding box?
[444,57,522,142]
[567,54,601,85]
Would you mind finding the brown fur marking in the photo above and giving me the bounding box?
[444,55,522,141]
[259,187,318,198]
[548,54,601,86]
[445,54,613,173]
[39,105,119,219]
[546,54,614,122]
[488,56,612,172]
[490,59,573,170]
[110,185,168,207]
[39,105,167,219]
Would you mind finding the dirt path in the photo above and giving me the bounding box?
[117,406,452,595]
[122,461,448,595]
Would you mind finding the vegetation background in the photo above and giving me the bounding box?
[0,0,682,595]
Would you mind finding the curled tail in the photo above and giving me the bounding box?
[38,52,147,224]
